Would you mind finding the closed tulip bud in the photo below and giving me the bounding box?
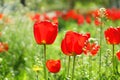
[33,20,58,45]
[46,59,61,73]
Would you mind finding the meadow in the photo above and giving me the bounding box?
[0,1,120,80]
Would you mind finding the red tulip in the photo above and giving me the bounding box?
[0,42,4,53]
[92,10,99,18]
[85,16,91,24]
[61,31,90,56]
[43,14,50,20]
[106,9,113,20]
[51,16,58,25]
[77,15,84,25]
[31,13,40,21]
[83,42,100,56]
[0,13,3,20]
[0,42,9,53]
[33,20,58,45]
[106,8,120,21]
[46,59,61,73]
[3,43,9,51]
[94,18,101,26]
[104,27,120,44]
[116,50,120,61]
[62,10,78,20]
[55,11,62,17]
[93,8,107,18]
[41,13,58,24]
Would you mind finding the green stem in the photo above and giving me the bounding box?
[67,56,71,78]
[36,71,39,80]
[99,21,103,79]
[115,55,119,75]
[54,73,57,80]
[113,46,119,75]
[82,55,85,77]
[71,55,76,80]
[89,54,92,79]
[112,44,115,75]
[43,44,47,80]
[105,52,108,75]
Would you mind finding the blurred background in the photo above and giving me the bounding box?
[0,0,120,12]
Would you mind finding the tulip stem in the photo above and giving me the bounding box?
[99,22,103,79]
[112,45,119,75]
[81,55,85,77]
[112,44,115,75]
[72,55,76,80]
[43,44,47,80]
[54,73,57,80]
[89,54,92,79]
[67,56,71,78]
[36,71,39,80]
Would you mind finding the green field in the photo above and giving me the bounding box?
[0,0,120,80]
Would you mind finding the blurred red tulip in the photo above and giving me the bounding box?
[83,42,100,56]
[42,12,59,24]
[55,11,62,17]
[0,13,3,20]
[33,20,58,45]
[31,13,40,21]
[106,8,120,21]
[92,9,99,18]
[94,18,101,26]
[3,43,9,51]
[77,15,84,25]
[61,31,90,56]
[0,42,9,53]
[62,10,78,20]
[46,59,61,73]
[93,8,107,18]
[43,14,50,20]
[116,50,120,61]
[0,43,4,53]
[106,9,112,20]
[104,27,120,45]
[85,16,91,24]
[51,16,58,25]
[61,10,85,25]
